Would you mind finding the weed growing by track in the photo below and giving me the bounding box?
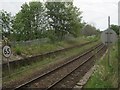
[85,44,118,88]
[9,36,98,60]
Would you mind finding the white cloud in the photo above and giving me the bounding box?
[0,0,119,30]
[74,0,119,30]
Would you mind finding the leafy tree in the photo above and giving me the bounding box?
[45,1,83,41]
[65,2,83,37]
[110,24,119,36]
[81,24,98,36]
[2,1,84,42]
[0,10,13,39]
[13,2,46,41]
[29,2,48,39]
[13,3,31,41]
[45,2,66,40]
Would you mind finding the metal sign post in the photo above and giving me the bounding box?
[2,39,12,75]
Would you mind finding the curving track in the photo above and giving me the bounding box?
[13,43,107,90]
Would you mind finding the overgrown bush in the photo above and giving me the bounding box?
[15,46,22,55]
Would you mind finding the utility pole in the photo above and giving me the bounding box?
[108,16,110,28]
[108,16,110,66]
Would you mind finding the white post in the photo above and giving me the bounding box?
[7,58,10,76]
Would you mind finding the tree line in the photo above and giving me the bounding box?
[0,1,101,42]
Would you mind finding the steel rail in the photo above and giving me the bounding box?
[14,43,103,90]
[46,45,106,89]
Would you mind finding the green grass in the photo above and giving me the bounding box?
[85,44,118,88]
[12,37,97,57]
[3,40,99,87]
[118,38,120,87]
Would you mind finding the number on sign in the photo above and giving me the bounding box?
[4,48,10,55]
[3,45,11,58]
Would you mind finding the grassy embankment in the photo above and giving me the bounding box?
[85,43,118,88]
[12,36,98,57]
[118,37,120,89]
[3,36,100,86]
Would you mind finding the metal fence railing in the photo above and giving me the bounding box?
[10,38,50,47]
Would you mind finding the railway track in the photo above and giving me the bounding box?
[12,43,107,90]
[2,41,95,71]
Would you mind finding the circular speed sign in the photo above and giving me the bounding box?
[2,45,11,58]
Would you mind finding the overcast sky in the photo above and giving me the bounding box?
[0,0,119,31]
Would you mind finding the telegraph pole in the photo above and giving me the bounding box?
[108,16,110,28]
[108,16,110,66]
